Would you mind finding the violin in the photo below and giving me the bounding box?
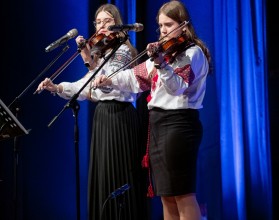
[150,33,192,63]
[77,32,121,57]
[88,32,121,57]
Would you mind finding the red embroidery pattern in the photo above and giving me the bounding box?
[134,62,152,91]
[174,64,195,85]
[145,67,159,103]
[110,50,130,68]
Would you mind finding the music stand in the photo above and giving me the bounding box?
[0,98,29,220]
[0,98,29,140]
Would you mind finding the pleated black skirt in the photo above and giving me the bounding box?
[149,108,203,197]
[88,100,147,220]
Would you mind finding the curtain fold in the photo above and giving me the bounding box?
[214,0,272,219]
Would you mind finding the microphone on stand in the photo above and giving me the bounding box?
[109,183,131,199]
[45,28,78,52]
[108,23,144,32]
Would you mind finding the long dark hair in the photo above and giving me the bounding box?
[156,0,211,63]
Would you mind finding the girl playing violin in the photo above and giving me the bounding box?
[36,3,147,220]
[94,1,211,219]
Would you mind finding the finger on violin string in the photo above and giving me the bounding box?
[76,36,84,44]
[77,41,88,52]
[76,36,89,52]
[147,42,159,52]
[149,48,161,61]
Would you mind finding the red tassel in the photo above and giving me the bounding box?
[141,154,149,168]
[142,113,155,198]
[147,184,154,198]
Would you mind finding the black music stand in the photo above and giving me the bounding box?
[0,98,29,220]
[0,99,29,140]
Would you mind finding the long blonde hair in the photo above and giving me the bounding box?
[95,4,138,60]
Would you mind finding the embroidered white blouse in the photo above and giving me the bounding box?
[110,45,209,110]
[57,44,138,103]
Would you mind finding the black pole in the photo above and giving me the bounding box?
[13,107,19,220]
[72,100,80,220]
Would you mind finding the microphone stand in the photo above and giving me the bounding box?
[100,183,131,220]
[7,44,70,220]
[117,194,126,220]
[47,34,128,220]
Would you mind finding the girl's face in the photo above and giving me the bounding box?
[158,13,182,40]
[94,11,115,35]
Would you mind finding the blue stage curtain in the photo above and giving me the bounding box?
[0,0,273,219]
[213,0,272,219]
[111,0,272,219]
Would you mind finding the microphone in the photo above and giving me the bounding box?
[45,28,78,52]
[108,23,144,32]
[109,184,131,199]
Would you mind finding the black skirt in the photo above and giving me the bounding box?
[149,108,203,196]
[88,100,147,220]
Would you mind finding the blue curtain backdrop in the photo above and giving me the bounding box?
[213,0,272,219]
[0,0,273,220]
